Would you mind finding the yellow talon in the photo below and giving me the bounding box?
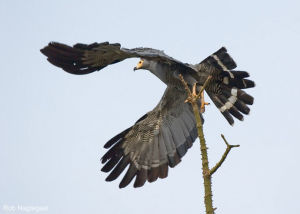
[200,91,210,113]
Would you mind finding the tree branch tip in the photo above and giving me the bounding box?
[220,134,229,145]
[220,134,240,148]
[199,75,213,94]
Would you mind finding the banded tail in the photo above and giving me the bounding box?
[197,47,255,125]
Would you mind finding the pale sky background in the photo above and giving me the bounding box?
[1,0,299,213]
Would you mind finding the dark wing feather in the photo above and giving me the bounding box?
[101,86,202,188]
[40,41,195,75]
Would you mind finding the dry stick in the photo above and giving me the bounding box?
[210,135,240,175]
[179,75,239,214]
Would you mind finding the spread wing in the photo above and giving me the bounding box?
[101,86,202,188]
[40,41,195,75]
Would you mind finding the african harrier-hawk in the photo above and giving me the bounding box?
[41,42,255,188]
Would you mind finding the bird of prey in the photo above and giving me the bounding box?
[41,42,255,188]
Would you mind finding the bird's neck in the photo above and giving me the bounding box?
[147,61,169,84]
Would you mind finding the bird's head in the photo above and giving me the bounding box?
[133,58,150,71]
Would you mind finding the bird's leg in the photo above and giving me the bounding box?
[186,84,210,113]
[189,83,210,113]
[200,90,210,113]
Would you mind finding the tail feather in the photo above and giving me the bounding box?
[234,99,250,115]
[208,94,235,125]
[218,94,244,121]
[229,70,250,78]
[220,85,254,105]
[207,47,237,70]
[220,86,251,114]
[222,76,255,89]
[200,47,255,125]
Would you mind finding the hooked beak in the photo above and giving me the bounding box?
[134,60,144,71]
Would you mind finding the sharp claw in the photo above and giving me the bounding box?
[184,83,210,113]
[200,91,209,113]
[200,107,205,113]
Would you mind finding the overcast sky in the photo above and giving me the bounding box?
[1,0,300,213]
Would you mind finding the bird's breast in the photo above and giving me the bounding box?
[149,62,176,85]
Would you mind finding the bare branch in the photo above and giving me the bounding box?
[180,75,239,214]
[210,134,240,175]
[178,74,192,96]
[179,75,215,214]
[197,75,212,99]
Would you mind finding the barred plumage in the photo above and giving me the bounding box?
[40,42,255,188]
[195,47,255,125]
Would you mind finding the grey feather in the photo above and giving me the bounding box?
[41,42,255,188]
